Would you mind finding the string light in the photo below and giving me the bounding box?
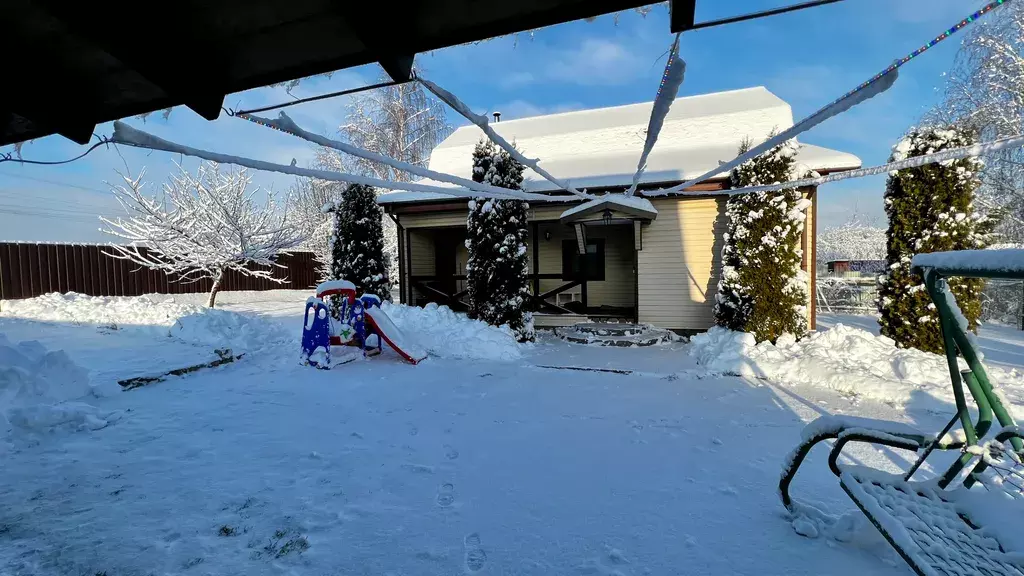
[824,0,1008,110]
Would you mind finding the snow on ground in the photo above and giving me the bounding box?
[3,294,1024,575]
[690,321,1024,416]
[0,334,119,441]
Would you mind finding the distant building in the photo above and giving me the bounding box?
[827,260,887,276]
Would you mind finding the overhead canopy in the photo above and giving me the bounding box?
[1,0,660,147]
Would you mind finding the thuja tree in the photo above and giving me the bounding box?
[877,126,991,353]
[714,139,811,343]
[327,183,392,315]
[465,139,534,341]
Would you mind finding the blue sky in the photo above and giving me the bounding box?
[0,0,981,242]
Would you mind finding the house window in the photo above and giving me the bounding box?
[561,239,605,281]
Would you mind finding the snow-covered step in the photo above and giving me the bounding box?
[557,323,674,347]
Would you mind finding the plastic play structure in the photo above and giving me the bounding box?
[782,250,1024,576]
[301,280,427,368]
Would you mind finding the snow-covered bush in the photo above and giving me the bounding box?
[465,140,534,342]
[878,127,992,353]
[327,183,392,310]
[101,163,303,307]
[714,138,810,343]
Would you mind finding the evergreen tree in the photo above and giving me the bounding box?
[714,138,811,343]
[877,126,991,353]
[465,140,534,342]
[327,183,391,317]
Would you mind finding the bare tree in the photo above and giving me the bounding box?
[313,73,451,287]
[816,214,887,268]
[287,176,347,281]
[101,162,304,307]
[930,2,1024,241]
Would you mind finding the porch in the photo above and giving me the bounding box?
[398,215,643,327]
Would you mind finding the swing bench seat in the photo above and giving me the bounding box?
[782,419,1024,576]
[841,466,1023,576]
[781,251,1024,576]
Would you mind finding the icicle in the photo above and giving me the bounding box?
[109,121,558,203]
[417,75,592,199]
[627,34,686,197]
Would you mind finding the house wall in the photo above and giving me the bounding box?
[396,192,816,330]
[636,192,816,332]
[637,197,727,330]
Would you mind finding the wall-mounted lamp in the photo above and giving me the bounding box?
[601,208,614,225]
[544,230,551,241]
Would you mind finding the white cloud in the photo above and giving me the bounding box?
[499,71,536,89]
[544,38,647,86]
[491,100,585,120]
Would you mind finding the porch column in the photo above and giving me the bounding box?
[532,221,540,296]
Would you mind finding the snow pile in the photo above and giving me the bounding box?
[0,333,118,438]
[689,324,1024,411]
[1,293,291,354]
[380,302,521,361]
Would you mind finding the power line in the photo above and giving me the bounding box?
[0,138,110,166]
[0,170,110,195]
[231,78,411,117]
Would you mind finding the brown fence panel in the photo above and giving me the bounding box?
[0,243,318,301]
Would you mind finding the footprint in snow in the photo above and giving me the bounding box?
[464,532,487,572]
[444,445,460,460]
[436,483,455,507]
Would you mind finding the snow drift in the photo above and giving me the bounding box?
[380,302,521,361]
[0,333,118,438]
[1,292,291,354]
[689,324,1024,413]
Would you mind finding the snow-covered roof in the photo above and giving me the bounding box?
[379,86,861,205]
[560,194,658,222]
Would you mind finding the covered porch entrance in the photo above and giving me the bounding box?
[399,198,655,327]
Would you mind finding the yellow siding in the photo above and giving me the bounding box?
[637,197,726,330]
[408,230,434,304]
[401,211,467,229]
[638,194,815,331]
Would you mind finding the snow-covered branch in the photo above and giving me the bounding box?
[627,34,686,197]
[656,69,899,195]
[100,163,304,307]
[646,133,1024,197]
[244,111,543,201]
[109,121,558,203]
[417,76,593,199]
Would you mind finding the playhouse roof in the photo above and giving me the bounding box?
[379,86,861,204]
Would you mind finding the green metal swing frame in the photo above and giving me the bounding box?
[780,255,1024,576]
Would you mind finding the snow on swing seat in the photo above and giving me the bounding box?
[913,249,1024,277]
[840,467,1024,576]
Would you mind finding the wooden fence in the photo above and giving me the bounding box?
[0,242,318,300]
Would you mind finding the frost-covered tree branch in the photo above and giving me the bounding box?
[100,162,304,307]
[931,1,1024,243]
[816,215,886,267]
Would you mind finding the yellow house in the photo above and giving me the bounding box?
[379,87,861,334]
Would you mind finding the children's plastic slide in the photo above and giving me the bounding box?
[364,307,428,364]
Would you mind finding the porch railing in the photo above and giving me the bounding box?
[410,273,580,313]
